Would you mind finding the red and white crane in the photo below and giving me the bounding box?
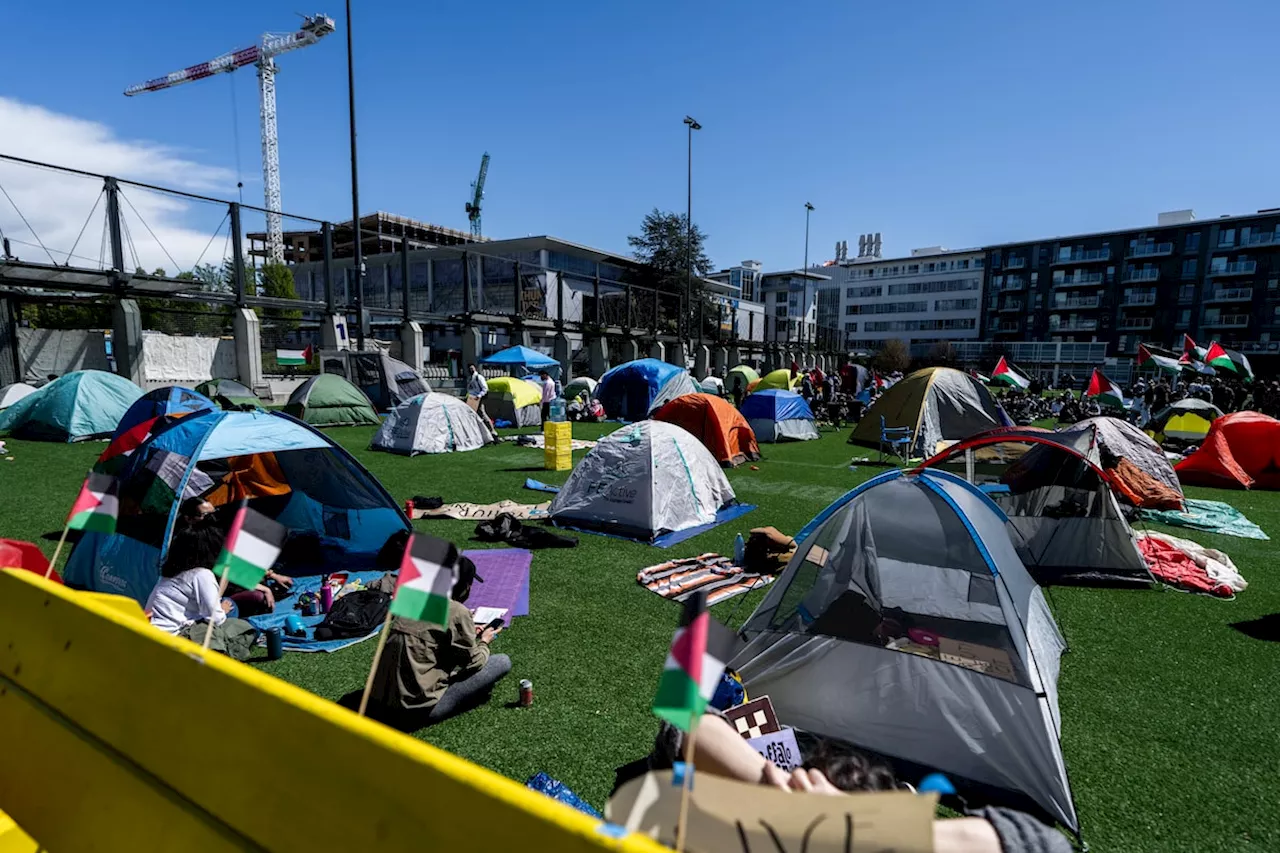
[124,14,337,263]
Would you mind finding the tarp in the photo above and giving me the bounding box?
[284,374,381,428]
[1175,411,1280,489]
[847,367,1009,458]
[195,378,260,410]
[0,382,37,410]
[481,345,559,372]
[1139,497,1269,540]
[1146,399,1223,443]
[739,389,819,443]
[548,420,736,541]
[113,386,215,441]
[483,377,543,427]
[733,469,1076,832]
[595,358,697,421]
[141,331,236,383]
[371,392,496,455]
[1136,530,1247,598]
[653,393,760,467]
[755,368,798,392]
[0,370,142,442]
[1066,416,1183,509]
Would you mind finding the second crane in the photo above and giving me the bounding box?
[466,152,490,239]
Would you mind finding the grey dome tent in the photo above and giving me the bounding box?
[549,421,736,542]
[318,350,429,411]
[371,393,496,455]
[733,468,1076,833]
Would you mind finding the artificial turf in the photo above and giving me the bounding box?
[2,422,1277,852]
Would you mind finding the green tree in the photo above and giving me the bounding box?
[258,262,301,333]
[627,209,713,294]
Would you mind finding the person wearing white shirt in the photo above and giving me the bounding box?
[539,370,556,421]
[467,364,488,401]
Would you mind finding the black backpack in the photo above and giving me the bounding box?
[313,589,391,641]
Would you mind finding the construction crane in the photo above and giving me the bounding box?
[465,152,490,238]
[124,14,337,263]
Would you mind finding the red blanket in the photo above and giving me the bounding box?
[1137,536,1233,598]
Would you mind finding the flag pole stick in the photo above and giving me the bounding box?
[674,717,700,853]
[200,567,234,656]
[357,609,396,717]
[45,525,70,580]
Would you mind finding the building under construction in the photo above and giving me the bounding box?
[248,212,484,265]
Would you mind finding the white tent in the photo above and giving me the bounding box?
[699,375,724,395]
[0,383,37,411]
[564,376,597,402]
[370,393,495,456]
[549,421,735,541]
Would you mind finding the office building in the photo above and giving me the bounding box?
[248,211,480,265]
[759,269,831,346]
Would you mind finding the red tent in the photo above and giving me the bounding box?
[1175,411,1280,489]
[0,538,60,584]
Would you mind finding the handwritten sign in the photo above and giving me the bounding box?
[747,727,802,773]
[607,770,935,853]
[938,637,1016,683]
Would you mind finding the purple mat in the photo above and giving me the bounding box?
[463,548,532,619]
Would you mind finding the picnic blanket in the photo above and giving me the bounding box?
[412,499,550,521]
[1139,498,1269,540]
[501,434,597,451]
[246,571,387,653]
[1137,530,1247,598]
[463,548,532,618]
[637,553,775,605]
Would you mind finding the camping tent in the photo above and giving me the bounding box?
[0,370,141,442]
[63,409,409,604]
[1067,416,1183,508]
[725,365,759,398]
[284,374,381,427]
[548,420,736,541]
[481,345,559,375]
[371,393,495,455]
[847,367,1010,459]
[594,358,697,421]
[699,375,724,395]
[920,427,1153,585]
[563,376,597,403]
[317,350,429,411]
[1175,411,1280,489]
[113,386,216,441]
[483,377,543,427]
[739,389,819,442]
[653,393,760,467]
[1146,398,1223,445]
[0,382,37,411]
[755,368,799,392]
[733,469,1076,832]
[840,363,872,396]
[196,378,261,410]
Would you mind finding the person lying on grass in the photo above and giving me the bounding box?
[620,713,1070,853]
[366,532,511,728]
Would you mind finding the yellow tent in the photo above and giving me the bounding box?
[756,368,799,392]
[483,377,543,427]
[725,365,758,396]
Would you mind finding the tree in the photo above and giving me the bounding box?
[871,339,911,374]
[928,341,958,367]
[627,209,713,294]
[259,262,301,333]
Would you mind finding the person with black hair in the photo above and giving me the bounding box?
[177,498,293,617]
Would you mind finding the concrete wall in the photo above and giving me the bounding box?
[17,328,110,381]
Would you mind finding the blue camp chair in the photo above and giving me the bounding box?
[878,416,913,461]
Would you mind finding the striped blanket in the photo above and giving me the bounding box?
[637,553,775,606]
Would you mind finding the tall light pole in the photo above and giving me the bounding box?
[346,0,365,350]
[683,116,701,347]
[804,202,814,351]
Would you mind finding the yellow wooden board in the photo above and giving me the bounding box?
[0,570,662,853]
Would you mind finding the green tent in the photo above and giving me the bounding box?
[195,378,261,410]
[284,374,380,427]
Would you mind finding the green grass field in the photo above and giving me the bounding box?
[2,422,1277,851]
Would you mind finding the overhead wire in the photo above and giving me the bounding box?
[0,180,56,265]
[118,188,181,275]
[66,187,105,268]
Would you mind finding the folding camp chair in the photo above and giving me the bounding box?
[878,416,913,462]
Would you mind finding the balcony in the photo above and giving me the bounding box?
[998,277,1026,292]
[1004,257,1027,269]
[1053,271,1104,288]
[1049,318,1099,332]
[1118,317,1155,331]
[1127,242,1173,258]
[1123,268,1160,283]
[1203,287,1254,303]
[1241,231,1280,248]
[1052,295,1100,310]
[1207,260,1257,277]
[998,300,1023,313]
[990,320,1022,333]
[1052,248,1111,266]
[1121,290,1157,306]
[1201,313,1251,328]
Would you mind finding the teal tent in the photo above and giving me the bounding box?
[0,371,141,442]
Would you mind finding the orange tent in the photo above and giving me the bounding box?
[1175,411,1280,489]
[653,393,761,468]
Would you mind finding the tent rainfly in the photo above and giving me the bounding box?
[370,393,495,455]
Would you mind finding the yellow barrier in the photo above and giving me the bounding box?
[0,570,665,853]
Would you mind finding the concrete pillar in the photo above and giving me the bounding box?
[111,298,144,384]
[461,324,482,371]
[816,354,827,372]
[320,314,349,351]
[554,332,572,381]
[649,340,666,362]
[619,338,640,364]
[712,346,728,375]
[667,341,688,369]
[588,336,609,377]
[693,345,710,378]
[400,320,424,373]
[232,307,263,391]
[727,345,742,370]
[514,326,533,348]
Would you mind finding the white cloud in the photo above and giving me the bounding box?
[0,97,248,274]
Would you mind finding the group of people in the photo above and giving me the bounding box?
[1130,374,1253,415]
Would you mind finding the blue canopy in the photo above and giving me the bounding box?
[0,370,141,442]
[595,358,698,421]
[113,386,216,440]
[482,345,559,371]
[63,410,409,604]
[740,389,814,422]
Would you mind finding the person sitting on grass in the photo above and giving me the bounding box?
[176,497,293,617]
[367,537,511,728]
[144,520,259,660]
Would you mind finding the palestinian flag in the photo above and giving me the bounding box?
[651,591,739,733]
[95,416,159,473]
[1085,368,1126,408]
[212,505,287,590]
[991,356,1029,389]
[1137,345,1181,375]
[1183,334,1207,363]
[276,345,313,367]
[390,534,457,627]
[66,473,119,534]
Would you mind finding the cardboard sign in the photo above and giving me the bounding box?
[724,695,781,740]
[413,500,550,521]
[607,771,935,853]
[746,727,802,773]
[938,637,1016,683]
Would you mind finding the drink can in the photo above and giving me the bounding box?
[265,627,284,661]
[404,499,415,516]
[518,679,534,707]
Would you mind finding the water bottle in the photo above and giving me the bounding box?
[733,533,746,565]
[549,397,566,422]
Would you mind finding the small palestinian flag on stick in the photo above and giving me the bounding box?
[652,590,739,733]
[275,345,313,367]
[1085,368,1126,409]
[66,473,120,535]
[212,505,288,591]
[991,356,1029,389]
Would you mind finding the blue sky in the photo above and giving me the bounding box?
[6,0,1280,271]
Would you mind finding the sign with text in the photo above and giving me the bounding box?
[746,727,802,773]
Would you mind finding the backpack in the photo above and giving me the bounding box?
[313,589,390,641]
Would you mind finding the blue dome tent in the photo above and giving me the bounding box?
[739,389,819,442]
[112,386,216,441]
[63,410,409,604]
[482,345,560,375]
[0,370,141,442]
[594,358,697,422]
